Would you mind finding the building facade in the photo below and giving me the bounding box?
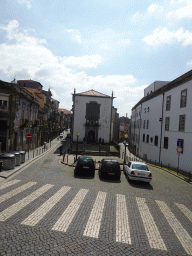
[130,70,192,174]
[72,89,117,143]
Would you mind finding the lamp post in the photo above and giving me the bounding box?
[76,132,79,160]
[123,134,128,165]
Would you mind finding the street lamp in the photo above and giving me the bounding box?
[123,134,128,165]
[76,132,80,160]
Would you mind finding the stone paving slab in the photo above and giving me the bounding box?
[0,136,62,180]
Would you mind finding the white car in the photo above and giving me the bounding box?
[60,133,63,138]
[124,161,152,183]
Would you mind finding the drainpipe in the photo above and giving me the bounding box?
[159,93,164,164]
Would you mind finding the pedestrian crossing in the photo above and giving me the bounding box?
[0,179,192,255]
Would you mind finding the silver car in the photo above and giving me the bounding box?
[124,161,152,183]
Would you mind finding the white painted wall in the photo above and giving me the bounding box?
[131,79,192,173]
[73,95,112,142]
[144,81,169,97]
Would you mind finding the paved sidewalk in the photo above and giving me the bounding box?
[0,137,62,181]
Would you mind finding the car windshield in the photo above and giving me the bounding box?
[132,164,148,170]
[104,160,118,165]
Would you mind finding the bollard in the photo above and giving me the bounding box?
[63,153,65,162]
[74,157,76,163]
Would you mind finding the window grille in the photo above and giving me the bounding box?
[155,136,158,146]
[166,96,171,111]
[165,117,170,131]
[146,120,149,129]
[143,120,145,129]
[180,89,187,108]
[164,137,169,149]
[179,115,185,131]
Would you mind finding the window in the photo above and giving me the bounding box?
[150,137,153,143]
[164,137,169,149]
[180,89,187,108]
[86,101,100,121]
[146,120,149,129]
[165,117,170,131]
[143,120,145,129]
[144,108,146,113]
[166,96,171,111]
[155,136,158,146]
[179,115,185,131]
[147,107,150,112]
[143,134,145,142]
[146,135,149,143]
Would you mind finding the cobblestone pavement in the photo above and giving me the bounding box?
[0,143,192,255]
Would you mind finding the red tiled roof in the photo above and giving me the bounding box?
[58,108,71,114]
[76,89,110,97]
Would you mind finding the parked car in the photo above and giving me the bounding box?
[74,156,95,177]
[124,161,152,183]
[60,133,63,138]
[99,159,121,180]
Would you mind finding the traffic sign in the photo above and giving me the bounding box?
[177,146,183,153]
[26,134,32,140]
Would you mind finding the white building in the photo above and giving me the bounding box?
[72,89,118,143]
[130,70,192,174]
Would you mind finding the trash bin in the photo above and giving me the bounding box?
[12,151,21,166]
[19,151,26,163]
[0,153,15,170]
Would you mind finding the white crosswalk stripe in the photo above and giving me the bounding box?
[52,189,88,232]
[1,181,192,254]
[0,182,37,203]
[116,194,131,244]
[156,200,192,255]
[21,186,71,226]
[0,179,21,190]
[83,191,106,238]
[136,197,167,250]
[175,203,192,222]
[0,184,53,221]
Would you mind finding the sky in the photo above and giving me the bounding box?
[0,0,192,117]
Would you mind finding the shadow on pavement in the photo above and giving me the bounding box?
[126,177,153,190]
[98,173,121,183]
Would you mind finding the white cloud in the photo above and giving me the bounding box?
[142,27,192,46]
[119,39,129,44]
[17,0,32,9]
[168,0,192,18]
[187,60,192,65]
[62,54,102,68]
[0,20,144,116]
[65,29,81,43]
[148,4,158,13]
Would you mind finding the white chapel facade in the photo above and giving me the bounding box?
[72,89,117,143]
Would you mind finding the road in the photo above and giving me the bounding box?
[0,141,192,255]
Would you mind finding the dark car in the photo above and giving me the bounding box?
[74,156,95,177]
[99,159,121,180]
